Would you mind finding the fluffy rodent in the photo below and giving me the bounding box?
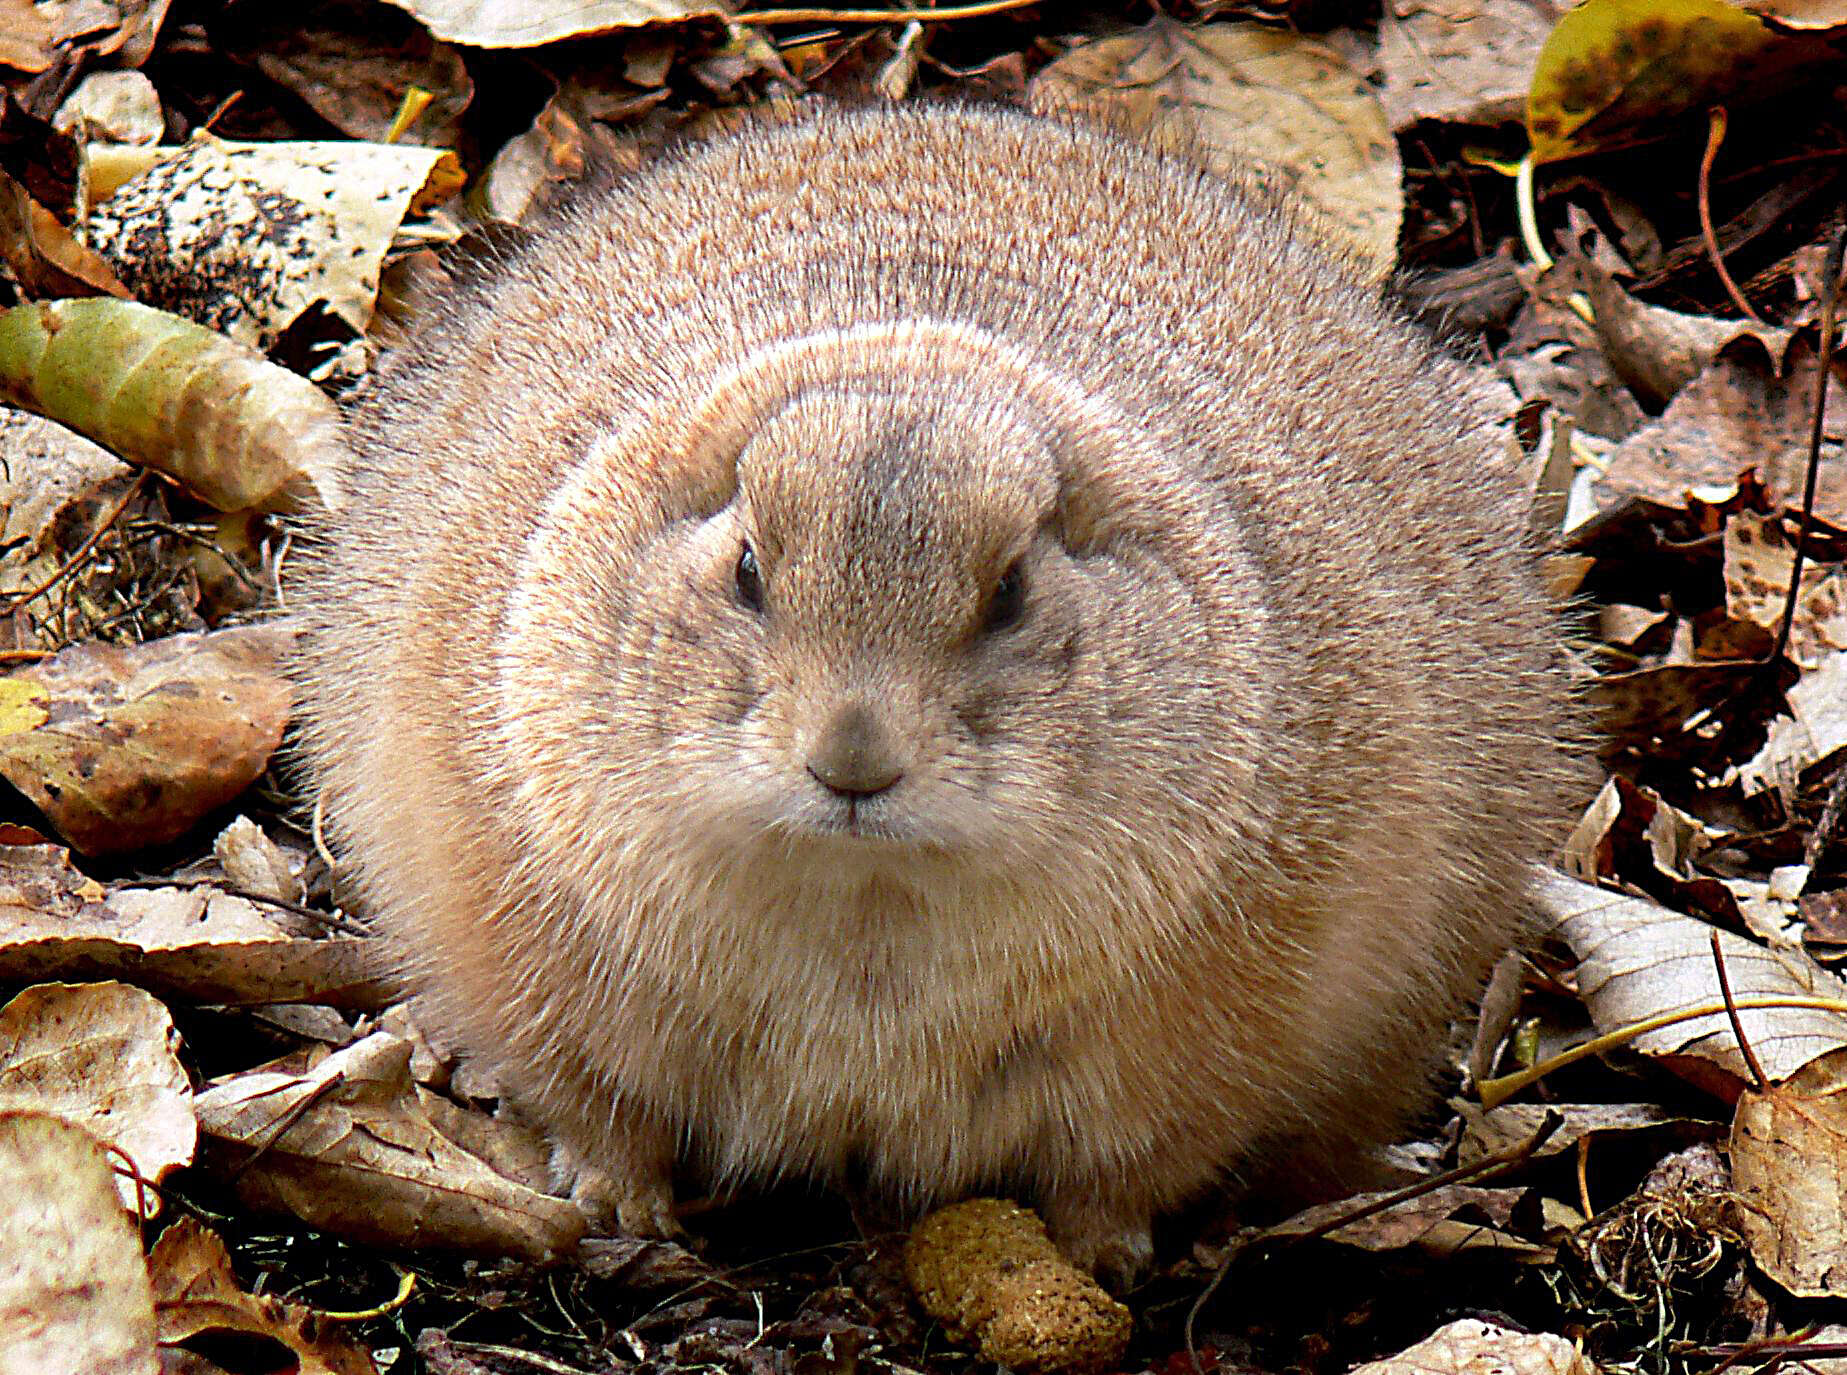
[295,102,1568,1280]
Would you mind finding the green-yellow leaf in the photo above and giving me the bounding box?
[1527,0,1796,164]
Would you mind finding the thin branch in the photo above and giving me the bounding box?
[1769,222,1847,670]
[1710,930,1770,1093]
[1698,107,1762,323]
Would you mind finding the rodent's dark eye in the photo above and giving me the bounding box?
[984,562,1025,634]
[735,544,765,614]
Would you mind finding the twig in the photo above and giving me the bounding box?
[1183,1112,1564,1375]
[1698,107,1762,324]
[1769,222,1847,671]
[1710,930,1770,1093]
[734,0,1035,23]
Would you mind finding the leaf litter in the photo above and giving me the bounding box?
[7,1,1847,1373]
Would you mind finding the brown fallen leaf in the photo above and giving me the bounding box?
[0,624,292,856]
[0,167,132,300]
[1731,1047,1847,1298]
[1740,651,1847,802]
[225,8,475,147]
[0,407,136,646]
[1259,1184,1548,1260]
[0,297,347,513]
[1541,870,1847,1097]
[1029,17,1402,278]
[1596,334,1847,522]
[149,1217,378,1375]
[1724,511,1847,669]
[1544,256,1791,410]
[194,1030,587,1260]
[1378,0,1566,131]
[1351,1317,1595,1375]
[0,1110,158,1375]
[0,841,385,1007]
[1455,1100,1719,1166]
[0,981,193,1217]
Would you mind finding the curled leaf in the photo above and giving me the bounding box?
[0,297,346,513]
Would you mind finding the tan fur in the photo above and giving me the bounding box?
[293,103,1569,1279]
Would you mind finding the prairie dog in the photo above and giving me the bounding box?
[295,103,1567,1279]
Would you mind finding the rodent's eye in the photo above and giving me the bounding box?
[735,544,765,614]
[984,561,1026,634]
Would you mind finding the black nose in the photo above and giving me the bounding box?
[806,704,904,798]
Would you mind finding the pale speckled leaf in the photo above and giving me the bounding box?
[86,133,458,346]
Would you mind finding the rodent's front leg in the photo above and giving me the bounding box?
[546,1102,681,1239]
[1036,1183,1155,1290]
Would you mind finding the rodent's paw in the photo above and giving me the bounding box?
[576,1168,682,1241]
[1038,1191,1155,1291]
[546,1125,682,1241]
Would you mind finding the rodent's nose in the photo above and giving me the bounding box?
[806,704,905,799]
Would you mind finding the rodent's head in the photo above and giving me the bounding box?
[500,324,1273,893]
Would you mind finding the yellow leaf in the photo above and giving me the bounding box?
[1527,0,1789,164]
[0,679,48,736]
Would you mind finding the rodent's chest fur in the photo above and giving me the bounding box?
[555,848,1186,1182]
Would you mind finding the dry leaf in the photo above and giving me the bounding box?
[0,297,347,513]
[230,7,475,146]
[1545,256,1791,410]
[0,625,292,855]
[1723,512,1847,668]
[1740,651,1847,801]
[212,814,305,903]
[0,169,132,300]
[86,133,460,346]
[53,71,165,147]
[378,0,725,46]
[1541,870,1847,1096]
[1352,1318,1595,1375]
[0,0,57,72]
[1379,0,1567,130]
[0,407,134,629]
[1596,335,1847,522]
[1731,1047,1847,1298]
[1260,1185,1547,1260]
[0,981,193,1217]
[195,1030,587,1260]
[1030,17,1402,278]
[150,1217,378,1375]
[0,842,385,1007]
[1455,1100,1718,1165]
[0,1110,158,1375]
